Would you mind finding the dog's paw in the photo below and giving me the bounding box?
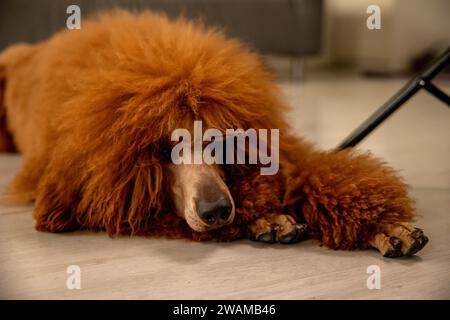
[248,214,308,244]
[370,224,429,258]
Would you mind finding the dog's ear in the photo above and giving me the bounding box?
[0,65,16,152]
[33,149,166,235]
[78,151,166,236]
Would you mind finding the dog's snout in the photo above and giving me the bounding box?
[168,163,235,232]
[197,197,233,226]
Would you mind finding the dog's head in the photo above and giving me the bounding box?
[125,65,284,235]
[153,119,240,233]
[154,110,282,232]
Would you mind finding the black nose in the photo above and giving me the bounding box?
[197,197,233,226]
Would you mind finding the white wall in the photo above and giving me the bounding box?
[311,0,450,73]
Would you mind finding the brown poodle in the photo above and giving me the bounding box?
[0,10,428,258]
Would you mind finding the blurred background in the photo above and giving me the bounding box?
[1,0,449,77]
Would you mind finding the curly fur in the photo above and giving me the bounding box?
[0,10,415,250]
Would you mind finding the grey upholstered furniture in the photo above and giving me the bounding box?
[0,0,322,56]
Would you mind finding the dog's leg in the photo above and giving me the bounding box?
[369,233,403,258]
[0,66,16,152]
[285,149,428,256]
[370,223,429,257]
[227,169,308,244]
[0,44,38,153]
[248,213,308,244]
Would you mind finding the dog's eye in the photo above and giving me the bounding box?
[162,147,172,161]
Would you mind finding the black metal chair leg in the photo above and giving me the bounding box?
[338,47,450,149]
[422,81,450,106]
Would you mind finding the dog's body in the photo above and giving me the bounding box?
[0,10,428,257]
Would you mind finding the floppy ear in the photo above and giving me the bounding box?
[0,65,16,152]
[33,147,167,235]
[74,151,167,236]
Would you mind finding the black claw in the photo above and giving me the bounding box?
[414,235,429,255]
[421,235,429,249]
[278,234,295,244]
[383,236,403,258]
[404,240,421,256]
[256,232,275,243]
[405,233,429,256]
[411,228,424,239]
[383,248,403,258]
[389,236,402,250]
[278,224,308,244]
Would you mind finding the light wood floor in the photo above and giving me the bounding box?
[1,73,449,299]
